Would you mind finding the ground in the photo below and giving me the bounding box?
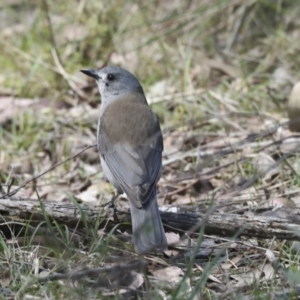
[1,1,300,299]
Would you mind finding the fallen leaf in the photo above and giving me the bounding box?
[252,153,279,180]
[102,271,144,296]
[152,266,184,287]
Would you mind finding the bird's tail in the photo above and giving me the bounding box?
[130,194,167,254]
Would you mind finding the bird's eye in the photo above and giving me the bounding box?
[107,74,114,80]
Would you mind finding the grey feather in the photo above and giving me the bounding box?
[129,191,167,254]
[81,66,167,253]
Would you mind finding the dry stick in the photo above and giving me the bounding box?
[1,196,300,241]
[37,260,146,282]
[167,121,280,171]
[52,48,86,98]
[170,132,300,184]
[41,0,85,98]
[163,112,290,158]
[179,202,223,242]
[0,145,96,199]
[204,234,280,255]
[166,179,200,198]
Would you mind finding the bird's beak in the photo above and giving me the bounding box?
[80,69,100,80]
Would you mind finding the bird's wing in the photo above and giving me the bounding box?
[97,95,163,208]
[98,131,163,209]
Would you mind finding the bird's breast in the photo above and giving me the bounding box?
[100,97,161,146]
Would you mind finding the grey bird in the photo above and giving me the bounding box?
[81,66,167,254]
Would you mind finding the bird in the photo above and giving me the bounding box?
[81,66,167,254]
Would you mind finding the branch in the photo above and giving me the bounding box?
[1,196,300,241]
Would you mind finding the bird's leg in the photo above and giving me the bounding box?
[108,191,122,224]
[101,191,121,222]
[107,191,121,208]
[101,191,121,208]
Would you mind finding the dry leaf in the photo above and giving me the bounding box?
[102,271,144,296]
[270,197,295,208]
[76,189,98,202]
[269,66,294,89]
[152,266,184,286]
[221,254,243,270]
[252,153,279,180]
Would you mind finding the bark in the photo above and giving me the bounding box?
[1,196,300,241]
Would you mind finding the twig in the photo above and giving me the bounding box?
[0,145,96,199]
[37,260,146,282]
[52,49,86,98]
[41,0,86,98]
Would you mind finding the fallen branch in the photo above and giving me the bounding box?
[1,196,300,242]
